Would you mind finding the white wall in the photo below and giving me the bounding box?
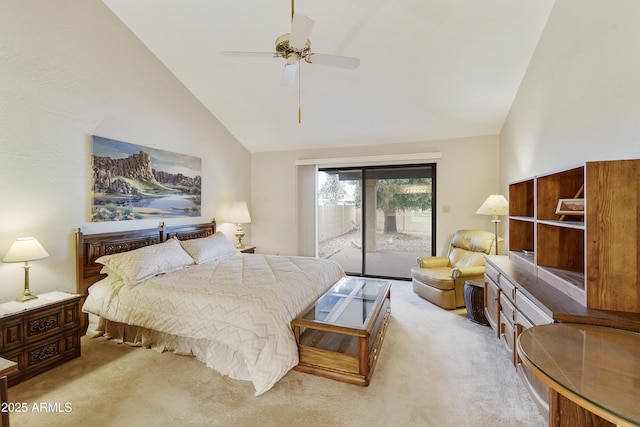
[251,135,500,257]
[0,0,250,302]
[501,0,640,251]
[501,0,640,185]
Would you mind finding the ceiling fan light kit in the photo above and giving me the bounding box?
[223,2,360,121]
[276,34,311,60]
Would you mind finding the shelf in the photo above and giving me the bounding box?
[538,266,585,290]
[537,224,584,274]
[536,219,585,230]
[509,219,534,254]
[509,216,535,223]
[299,329,359,355]
[510,251,535,263]
[536,166,584,221]
[537,266,585,305]
[509,251,536,274]
[509,159,640,314]
[509,179,534,217]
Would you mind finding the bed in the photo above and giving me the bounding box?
[76,220,345,395]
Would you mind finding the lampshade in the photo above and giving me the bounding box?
[2,237,50,263]
[228,201,251,224]
[476,195,509,216]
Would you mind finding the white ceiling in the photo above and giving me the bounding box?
[103,0,555,153]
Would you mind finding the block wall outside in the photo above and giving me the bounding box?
[319,205,431,242]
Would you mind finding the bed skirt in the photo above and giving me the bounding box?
[87,313,253,382]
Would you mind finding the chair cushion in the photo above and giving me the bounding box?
[450,230,495,254]
[448,248,486,268]
[411,267,455,291]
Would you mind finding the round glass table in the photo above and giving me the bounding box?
[517,323,640,427]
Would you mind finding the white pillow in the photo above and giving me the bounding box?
[179,232,238,264]
[95,238,194,285]
[99,266,122,279]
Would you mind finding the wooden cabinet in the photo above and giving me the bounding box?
[513,292,553,418]
[499,293,516,360]
[488,160,640,424]
[484,253,640,425]
[508,159,640,314]
[0,292,82,386]
[484,257,556,422]
[483,268,500,334]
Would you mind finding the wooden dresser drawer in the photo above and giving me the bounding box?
[0,292,82,386]
[500,311,516,364]
[485,262,500,284]
[500,292,516,324]
[484,275,500,336]
[1,319,24,352]
[24,306,65,345]
[516,291,553,326]
[498,275,516,301]
[515,310,535,329]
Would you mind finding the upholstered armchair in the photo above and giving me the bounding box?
[411,230,503,309]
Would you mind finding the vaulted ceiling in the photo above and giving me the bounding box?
[103,0,555,153]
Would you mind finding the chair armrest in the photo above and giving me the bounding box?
[417,256,449,268]
[451,266,485,279]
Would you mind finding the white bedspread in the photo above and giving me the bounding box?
[83,253,344,395]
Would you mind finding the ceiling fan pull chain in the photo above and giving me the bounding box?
[298,63,302,124]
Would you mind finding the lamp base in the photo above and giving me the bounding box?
[491,217,501,255]
[17,264,38,302]
[16,291,38,303]
[235,223,246,249]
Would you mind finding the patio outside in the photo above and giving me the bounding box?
[318,208,432,279]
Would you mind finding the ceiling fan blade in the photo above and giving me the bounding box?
[222,51,277,58]
[306,53,360,70]
[280,57,299,87]
[289,14,314,50]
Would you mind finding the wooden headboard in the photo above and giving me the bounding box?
[75,220,216,297]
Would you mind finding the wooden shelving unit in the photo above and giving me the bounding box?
[508,159,640,313]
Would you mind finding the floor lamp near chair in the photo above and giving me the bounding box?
[476,195,509,255]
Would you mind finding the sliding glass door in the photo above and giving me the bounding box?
[318,164,435,279]
[318,168,363,274]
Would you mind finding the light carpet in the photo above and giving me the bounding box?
[8,280,546,427]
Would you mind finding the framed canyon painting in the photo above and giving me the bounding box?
[91,136,201,222]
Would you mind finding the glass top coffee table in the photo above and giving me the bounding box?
[292,277,392,386]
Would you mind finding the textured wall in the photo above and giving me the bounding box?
[251,135,500,257]
[500,0,640,250]
[501,0,640,184]
[0,0,250,301]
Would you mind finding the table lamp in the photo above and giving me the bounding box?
[475,194,509,255]
[228,201,251,249]
[2,237,49,302]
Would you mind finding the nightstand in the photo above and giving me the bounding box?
[239,246,256,254]
[0,291,82,386]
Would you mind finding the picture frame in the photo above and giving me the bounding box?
[91,136,202,222]
[555,198,585,215]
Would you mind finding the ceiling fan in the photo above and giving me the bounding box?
[222,1,360,122]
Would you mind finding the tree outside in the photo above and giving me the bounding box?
[375,178,432,233]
